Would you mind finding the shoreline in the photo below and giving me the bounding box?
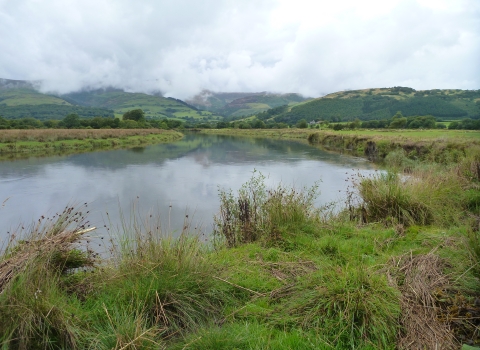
[0,129,183,159]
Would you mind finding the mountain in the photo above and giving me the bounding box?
[0,79,218,122]
[260,87,480,125]
[186,90,309,118]
[0,79,115,120]
[62,89,220,121]
[0,79,68,107]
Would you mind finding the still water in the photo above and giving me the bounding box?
[0,133,376,241]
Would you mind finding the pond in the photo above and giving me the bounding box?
[0,133,377,241]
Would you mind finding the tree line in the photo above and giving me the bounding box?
[0,109,185,130]
[329,112,480,130]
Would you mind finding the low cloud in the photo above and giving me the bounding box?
[1,0,478,99]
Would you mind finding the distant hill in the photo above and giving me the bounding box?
[261,87,480,124]
[62,89,219,121]
[0,79,219,122]
[0,80,114,120]
[186,90,309,118]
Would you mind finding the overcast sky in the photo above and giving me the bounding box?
[0,0,479,98]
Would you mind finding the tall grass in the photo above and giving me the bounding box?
[0,205,95,349]
[354,167,465,227]
[0,207,227,349]
[279,265,400,349]
[213,170,319,247]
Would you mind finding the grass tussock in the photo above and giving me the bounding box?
[353,167,465,227]
[100,214,227,338]
[213,170,319,247]
[0,205,96,349]
[276,265,400,348]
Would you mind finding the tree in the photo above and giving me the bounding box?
[389,117,407,129]
[296,119,308,128]
[448,121,459,130]
[389,111,407,129]
[122,109,145,123]
[63,113,80,128]
[251,119,266,129]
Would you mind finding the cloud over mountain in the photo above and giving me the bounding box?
[1,0,478,98]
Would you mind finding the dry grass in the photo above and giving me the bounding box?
[0,128,176,143]
[387,251,456,349]
[0,206,96,294]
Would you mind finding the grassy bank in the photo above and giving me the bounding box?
[1,151,480,349]
[201,128,480,166]
[0,129,183,159]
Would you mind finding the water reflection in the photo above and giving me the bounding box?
[0,133,377,241]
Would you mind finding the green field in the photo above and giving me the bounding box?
[332,128,480,140]
[202,127,480,141]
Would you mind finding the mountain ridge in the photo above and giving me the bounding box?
[1,79,478,124]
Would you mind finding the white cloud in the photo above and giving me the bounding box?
[0,0,478,98]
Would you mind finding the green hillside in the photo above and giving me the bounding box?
[0,79,114,120]
[268,87,480,124]
[0,79,221,122]
[0,88,69,107]
[187,90,308,117]
[62,89,221,121]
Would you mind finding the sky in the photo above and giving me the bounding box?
[0,0,479,99]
